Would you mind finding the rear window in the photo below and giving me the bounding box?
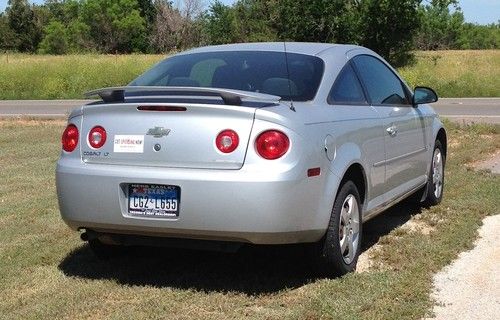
[130,51,325,101]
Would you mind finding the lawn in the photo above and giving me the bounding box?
[0,119,498,319]
[0,50,498,100]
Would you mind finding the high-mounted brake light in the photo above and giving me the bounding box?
[62,124,79,152]
[137,106,187,112]
[216,129,239,153]
[255,130,290,160]
[88,126,107,149]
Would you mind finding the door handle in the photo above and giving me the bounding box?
[386,125,398,136]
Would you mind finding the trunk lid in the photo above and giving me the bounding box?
[80,102,259,170]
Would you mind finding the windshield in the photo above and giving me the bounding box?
[130,51,324,101]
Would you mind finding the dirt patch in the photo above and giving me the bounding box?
[479,134,494,140]
[400,218,435,235]
[428,215,500,320]
[469,150,500,174]
[447,136,461,149]
[356,246,380,273]
[357,214,434,273]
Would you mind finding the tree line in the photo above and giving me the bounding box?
[0,0,498,66]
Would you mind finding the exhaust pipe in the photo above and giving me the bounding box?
[80,231,89,241]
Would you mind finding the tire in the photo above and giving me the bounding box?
[88,238,124,259]
[315,180,363,277]
[423,140,445,206]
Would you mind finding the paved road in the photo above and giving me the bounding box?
[433,98,500,124]
[0,100,91,118]
[0,98,499,123]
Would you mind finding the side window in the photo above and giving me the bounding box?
[329,63,366,104]
[353,55,410,105]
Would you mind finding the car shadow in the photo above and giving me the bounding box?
[361,201,422,252]
[58,200,422,295]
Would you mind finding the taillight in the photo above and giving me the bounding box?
[88,126,107,149]
[62,124,79,152]
[255,130,290,160]
[216,129,239,153]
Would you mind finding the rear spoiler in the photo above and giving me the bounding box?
[84,86,281,106]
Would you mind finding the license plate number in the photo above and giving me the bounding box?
[128,184,180,217]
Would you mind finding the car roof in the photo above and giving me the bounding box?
[181,42,363,57]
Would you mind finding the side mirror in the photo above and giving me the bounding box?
[413,86,438,106]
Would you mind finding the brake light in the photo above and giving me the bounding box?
[255,130,290,160]
[216,129,239,153]
[88,126,107,149]
[62,124,79,152]
[137,106,187,112]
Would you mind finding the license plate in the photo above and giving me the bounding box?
[128,184,180,218]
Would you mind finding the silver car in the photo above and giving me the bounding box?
[56,42,446,276]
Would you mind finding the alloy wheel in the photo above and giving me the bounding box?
[338,194,360,264]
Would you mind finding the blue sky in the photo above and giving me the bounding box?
[0,0,498,25]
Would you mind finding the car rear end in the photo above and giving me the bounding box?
[56,45,333,246]
[56,98,329,245]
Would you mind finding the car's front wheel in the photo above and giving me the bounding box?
[315,180,362,277]
[424,140,445,206]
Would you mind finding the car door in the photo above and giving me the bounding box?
[327,62,387,213]
[352,55,428,201]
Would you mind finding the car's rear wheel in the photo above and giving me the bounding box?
[315,180,362,277]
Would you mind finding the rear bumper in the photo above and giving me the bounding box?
[56,159,332,244]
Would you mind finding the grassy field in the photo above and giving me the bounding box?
[0,118,498,319]
[399,50,500,97]
[0,50,498,99]
[0,54,163,100]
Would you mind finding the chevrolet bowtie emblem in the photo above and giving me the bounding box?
[146,127,171,138]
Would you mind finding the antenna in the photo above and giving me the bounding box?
[283,41,296,112]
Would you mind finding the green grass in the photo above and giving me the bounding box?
[0,54,163,100]
[399,50,500,97]
[0,50,498,100]
[0,119,498,319]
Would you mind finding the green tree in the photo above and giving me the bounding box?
[201,0,423,66]
[415,0,465,50]
[232,0,277,42]
[357,0,421,67]
[43,0,66,22]
[6,0,42,52]
[137,0,156,28]
[41,0,81,24]
[0,14,18,51]
[67,20,93,52]
[38,20,69,54]
[80,0,147,53]
[136,0,157,51]
[33,0,94,53]
[458,22,500,49]
[273,0,349,43]
[202,1,238,45]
